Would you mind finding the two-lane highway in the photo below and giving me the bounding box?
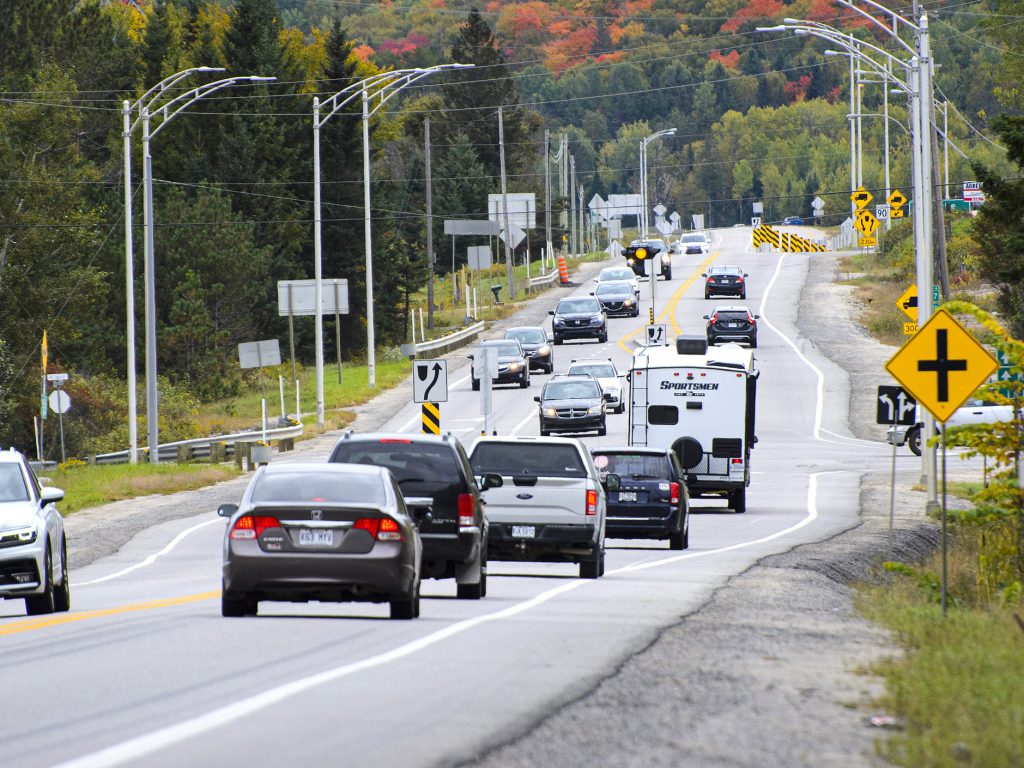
[2,227,898,768]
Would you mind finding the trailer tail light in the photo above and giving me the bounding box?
[585,489,598,516]
[458,493,475,527]
[670,482,680,505]
[229,515,279,539]
[731,458,743,464]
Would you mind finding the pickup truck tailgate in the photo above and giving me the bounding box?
[482,475,591,526]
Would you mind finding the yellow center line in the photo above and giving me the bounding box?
[0,590,221,636]
[617,251,721,353]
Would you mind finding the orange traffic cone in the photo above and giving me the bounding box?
[557,254,570,285]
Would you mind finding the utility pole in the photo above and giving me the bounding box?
[559,135,568,235]
[569,153,577,258]
[425,118,434,329]
[544,129,552,270]
[498,106,516,299]
[929,61,950,300]
[578,184,585,255]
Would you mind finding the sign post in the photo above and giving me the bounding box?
[885,308,999,615]
[877,384,917,556]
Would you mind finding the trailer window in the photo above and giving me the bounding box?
[648,405,678,425]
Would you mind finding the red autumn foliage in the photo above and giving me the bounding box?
[721,0,785,34]
[782,74,812,102]
[710,50,741,68]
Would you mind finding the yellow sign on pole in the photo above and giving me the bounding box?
[858,236,877,247]
[885,309,998,422]
[41,330,48,374]
[896,284,918,321]
[903,322,918,335]
[854,209,880,235]
[890,208,905,218]
[887,189,907,208]
[851,186,873,209]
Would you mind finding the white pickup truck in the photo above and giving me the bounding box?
[888,399,1015,455]
[468,436,608,578]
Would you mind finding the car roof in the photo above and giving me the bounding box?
[595,280,634,289]
[505,326,545,333]
[262,461,389,477]
[334,431,455,447]
[568,358,616,368]
[481,338,520,346]
[0,449,26,464]
[590,446,673,456]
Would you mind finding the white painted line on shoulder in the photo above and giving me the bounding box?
[54,470,837,768]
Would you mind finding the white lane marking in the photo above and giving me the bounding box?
[510,408,537,436]
[54,469,834,768]
[76,519,223,587]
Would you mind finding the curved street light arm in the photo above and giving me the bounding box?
[149,76,276,139]
[849,111,911,135]
[129,67,225,133]
[783,26,911,88]
[780,20,912,74]
[831,0,919,53]
[319,70,418,126]
[366,64,473,118]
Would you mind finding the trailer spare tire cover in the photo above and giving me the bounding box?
[673,436,704,470]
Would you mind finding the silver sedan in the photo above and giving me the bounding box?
[219,462,422,619]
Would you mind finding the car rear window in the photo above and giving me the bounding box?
[600,269,633,281]
[591,453,671,479]
[252,470,385,505]
[471,442,587,478]
[329,442,461,496]
[0,464,29,502]
[716,312,749,322]
[489,342,520,356]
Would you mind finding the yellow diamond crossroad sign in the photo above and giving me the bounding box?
[854,209,880,235]
[851,186,873,209]
[896,284,918,321]
[887,189,907,208]
[885,309,998,422]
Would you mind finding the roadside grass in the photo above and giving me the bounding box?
[42,462,241,515]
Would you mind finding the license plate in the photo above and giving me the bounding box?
[299,529,333,546]
[618,491,637,502]
[728,323,740,328]
[511,525,535,538]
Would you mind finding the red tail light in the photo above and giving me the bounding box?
[230,515,279,539]
[585,489,598,516]
[670,482,680,505]
[736,276,744,282]
[747,313,755,324]
[711,314,718,324]
[458,493,475,527]
[354,517,404,542]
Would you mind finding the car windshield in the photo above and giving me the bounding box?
[558,298,600,314]
[489,342,521,356]
[681,234,704,243]
[648,240,666,250]
[596,283,630,296]
[0,464,29,502]
[507,329,545,344]
[329,443,460,495]
[471,442,587,478]
[543,380,601,400]
[252,470,385,505]
[709,266,741,276]
[600,269,633,281]
[592,452,670,479]
[569,364,616,379]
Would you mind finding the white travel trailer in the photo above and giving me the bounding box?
[627,336,759,512]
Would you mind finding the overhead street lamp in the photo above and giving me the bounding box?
[122,67,224,464]
[311,64,471,423]
[142,74,276,462]
[639,128,675,310]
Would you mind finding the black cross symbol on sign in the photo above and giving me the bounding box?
[917,329,968,402]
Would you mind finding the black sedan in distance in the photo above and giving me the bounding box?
[470,339,530,389]
[504,326,555,373]
[549,296,608,344]
[703,265,749,300]
[591,281,640,317]
[219,463,422,619]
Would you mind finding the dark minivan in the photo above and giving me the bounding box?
[590,447,690,550]
[329,433,489,599]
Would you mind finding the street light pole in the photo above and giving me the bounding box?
[639,128,676,309]
[142,75,275,461]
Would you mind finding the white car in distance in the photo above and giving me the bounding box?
[566,358,627,413]
[595,266,640,296]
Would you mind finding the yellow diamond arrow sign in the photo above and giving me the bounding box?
[887,189,907,208]
[854,209,880,235]
[896,284,918,321]
[851,186,873,209]
[885,309,998,422]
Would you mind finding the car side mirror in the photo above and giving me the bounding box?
[589,291,595,296]
[701,273,707,277]
[548,310,555,315]
[603,393,614,402]
[480,473,503,490]
[702,314,710,320]
[217,503,238,518]
[744,273,749,277]
[533,396,541,402]
[603,473,621,491]
[40,486,64,504]
[754,314,760,319]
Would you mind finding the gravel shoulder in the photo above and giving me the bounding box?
[460,251,962,768]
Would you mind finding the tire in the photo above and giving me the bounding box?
[704,292,711,300]
[907,426,922,456]
[540,429,550,437]
[597,423,607,436]
[740,291,747,300]
[456,550,486,600]
[471,378,480,391]
[520,374,530,389]
[25,546,56,616]
[707,336,716,347]
[750,336,758,349]
[53,538,70,613]
[554,336,563,345]
[669,529,686,550]
[664,270,672,280]
[221,589,257,618]
[729,487,747,514]
[545,362,555,374]
[579,548,604,579]
[599,332,608,344]
[390,579,420,620]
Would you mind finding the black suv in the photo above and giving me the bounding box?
[535,375,608,436]
[590,447,690,550]
[504,326,554,373]
[470,339,530,390]
[329,433,488,599]
[703,265,748,299]
[704,305,759,348]
[549,296,608,344]
[591,281,639,317]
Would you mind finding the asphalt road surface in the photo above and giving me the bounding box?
[2,227,901,768]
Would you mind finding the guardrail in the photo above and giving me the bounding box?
[400,320,485,359]
[527,270,559,290]
[89,421,306,465]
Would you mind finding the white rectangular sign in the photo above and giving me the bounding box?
[238,339,282,370]
[488,193,536,229]
[607,194,642,218]
[645,324,668,346]
[277,280,349,317]
[413,359,448,403]
[467,245,492,270]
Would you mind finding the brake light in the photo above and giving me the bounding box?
[670,482,680,505]
[458,493,475,527]
[585,489,598,516]
[710,314,718,324]
[747,314,755,324]
[354,517,404,542]
[731,458,743,464]
[229,515,279,539]
[379,438,412,443]
[736,276,744,282]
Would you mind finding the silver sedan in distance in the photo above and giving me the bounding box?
[218,463,422,619]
